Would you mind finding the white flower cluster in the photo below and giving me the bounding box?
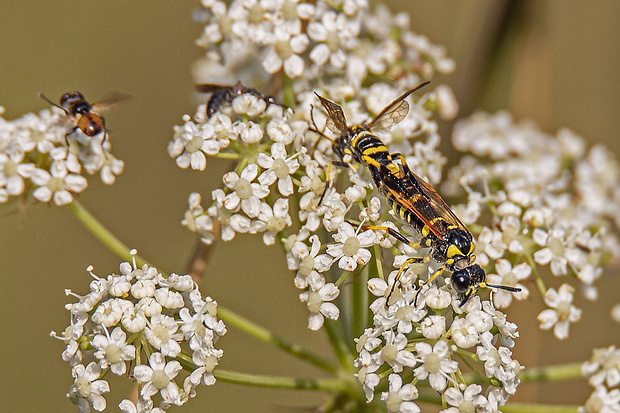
[51,251,226,412]
[174,80,448,333]
[581,346,620,412]
[194,0,454,96]
[173,2,524,409]
[355,288,521,412]
[447,111,620,340]
[0,106,124,205]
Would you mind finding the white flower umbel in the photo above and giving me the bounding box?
[579,386,620,413]
[582,346,620,389]
[52,251,226,411]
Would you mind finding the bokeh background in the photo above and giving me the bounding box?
[0,1,618,411]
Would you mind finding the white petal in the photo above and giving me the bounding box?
[308,312,325,330]
[309,44,330,66]
[176,153,191,169]
[262,52,283,74]
[320,302,340,320]
[241,163,258,181]
[338,256,357,271]
[33,186,52,202]
[190,151,207,170]
[283,55,304,78]
[164,360,182,378]
[30,168,51,185]
[241,197,261,218]
[258,169,277,186]
[65,174,88,192]
[532,228,548,246]
[6,176,24,195]
[533,248,552,265]
[278,176,294,196]
[318,283,340,301]
[273,198,289,217]
[537,309,558,329]
[256,153,274,169]
[90,393,107,411]
[553,320,570,340]
[149,352,166,370]
[53,190,73,205]
[367,278,388,296]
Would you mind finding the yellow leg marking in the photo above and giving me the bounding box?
[413,265,446,306]
[386,256,430,305]
[318,160,351,205]
[361,224,421,249]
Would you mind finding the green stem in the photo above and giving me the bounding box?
[70,199,336,374]
[523,251,547,296]
[352,263,369,343]
[213,152,242,159]
[282,74,295,108]
[500,403,579,413]
[372,244,385,281]
[217,307,337,374]
[213,369,353,392]
[68,200,150,268]
[461,362,584,388]
[334,271,351,287]
[323,319,355,371]
[518,362,583,383]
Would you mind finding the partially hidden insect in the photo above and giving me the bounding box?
[313,84,521,306]
[196,81,287,118]
[39,91,128,145]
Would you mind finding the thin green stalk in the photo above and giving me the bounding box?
[282,74,295,108]
[518,362,583,383]
[323,319,355,371]
[213,369,353,392]
[352,262,369,343]
[334,271,351,287]
[69,200,150,267]
[213,152,242,159]
[217,306,337,374]
[460,362,584,387]
[500,403,579,413]
[523,251,547,296]
[454,350,492,386]
[70,199,335,374]
[372,244,385,280]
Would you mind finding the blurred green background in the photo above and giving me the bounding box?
[0,1,618,412]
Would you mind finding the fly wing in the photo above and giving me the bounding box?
[387,161,469,238]
[315,93,349,136]
[90,92,132,113]
[367,82,430,132]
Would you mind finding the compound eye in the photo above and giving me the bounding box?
[452,271,470,294]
